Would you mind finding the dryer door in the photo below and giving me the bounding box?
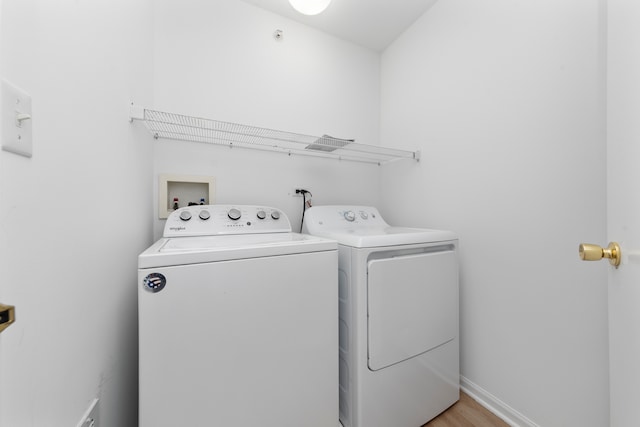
[367,249,458,371]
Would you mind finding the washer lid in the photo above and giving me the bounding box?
[302,205,457,248]
[139,232,337,268]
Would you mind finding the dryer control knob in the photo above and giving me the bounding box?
[271,211,281,220]
[344,211,356,222]
[199,210,211,220]
[256,210,266,220]
[360,211,369,220]
[228,208,241,221]
[179,210,192,221]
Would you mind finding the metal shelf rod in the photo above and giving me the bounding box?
[130,105,420,165]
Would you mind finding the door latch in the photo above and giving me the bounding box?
[0,304,16,333]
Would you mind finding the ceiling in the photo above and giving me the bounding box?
[240,0,439,51]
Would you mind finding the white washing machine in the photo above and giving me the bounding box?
[303,205,459,427]
[138,205,338,427]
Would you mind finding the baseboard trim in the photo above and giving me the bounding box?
[460,376,540,427]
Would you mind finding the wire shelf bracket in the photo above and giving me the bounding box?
[129,104,420,165]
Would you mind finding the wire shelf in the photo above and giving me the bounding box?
[130,106,420,165]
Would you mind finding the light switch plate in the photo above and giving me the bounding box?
[1,79,33,158]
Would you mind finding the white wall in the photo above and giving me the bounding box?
[150,0,383,237]
[380,1,608,426]
[0,1,154,426]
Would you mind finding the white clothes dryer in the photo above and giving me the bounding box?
[303,205,459,427]
[138,205,338,427]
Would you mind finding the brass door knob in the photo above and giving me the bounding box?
[579,242,621,267]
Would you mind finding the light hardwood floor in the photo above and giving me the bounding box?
[423,392,510,427]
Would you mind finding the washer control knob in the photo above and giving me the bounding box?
[271,211,281,220]
[256,210,267,220]
[199,210,211,220]
[179,210,192,221]
[344,211,356,222]
[360,211,369,220]
[228,208,241,221]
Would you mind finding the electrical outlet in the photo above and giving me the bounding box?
[290,187,309,197]
[76,398,99,427]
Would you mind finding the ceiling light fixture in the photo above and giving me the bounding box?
[288,0,332,16]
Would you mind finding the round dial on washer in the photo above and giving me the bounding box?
[227,208,241,221]
[199,210,211,220]
[256,210,266,220]
[179,211,192,221]
[360,211,369,220]
[271,211,281,220]
[344,211,356,222]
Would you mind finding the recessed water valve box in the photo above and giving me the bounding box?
[159,174,216,219]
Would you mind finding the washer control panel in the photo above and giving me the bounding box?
[302,205,389,233]
[164,205,291,237]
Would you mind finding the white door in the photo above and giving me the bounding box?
[0,0,3,413]
[607,1,640,425]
